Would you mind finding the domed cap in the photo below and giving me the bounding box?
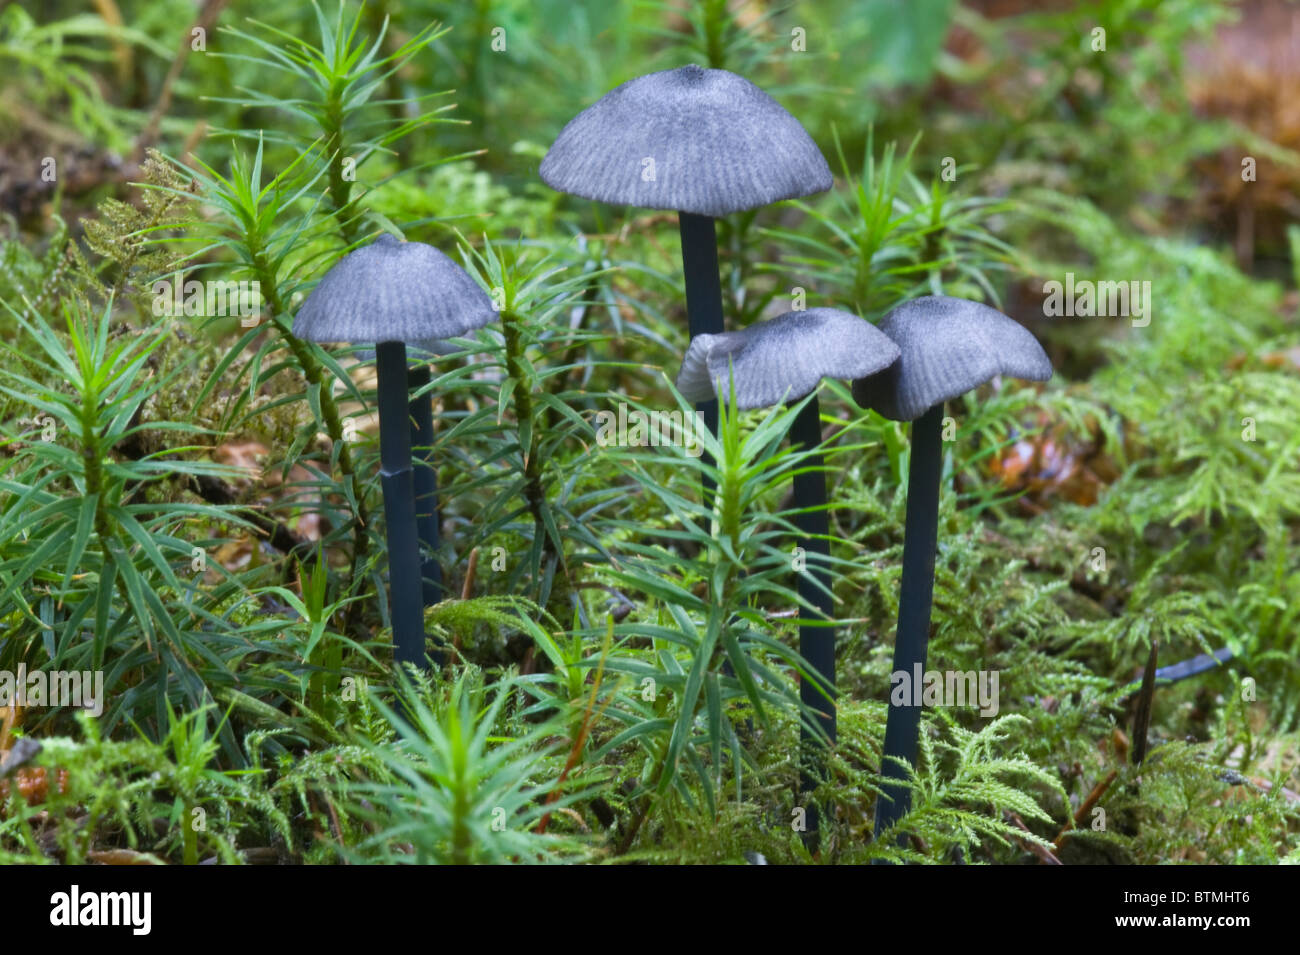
[292,234,497,344]
[851,296,1052,421]
[540,65,832,217]
[676,307,900,410]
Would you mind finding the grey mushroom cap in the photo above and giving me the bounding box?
[675,308,901,411]
[850,296,1053,421]
[292,234,497,344]
[539,64,832,217]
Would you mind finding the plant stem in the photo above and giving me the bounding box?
[790,394,835,841]
[323,96,359,246]
[873,403,943,845]
[501,308,550,570]
[678,212,723,503]
[376,341,428,669]
[408,364,443,606]
[80,360,147,658]
[255,261,371,629]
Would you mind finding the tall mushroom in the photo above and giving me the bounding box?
[293,234,497,668]
[850,295,1052,842]
[677,307,899,820]
[540,64,832,495]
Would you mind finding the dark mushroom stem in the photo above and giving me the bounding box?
[679,212,723,499]
[407,363,444,607]
[874,402,944,844]
[789,393,836,839]
[375,341,430,669]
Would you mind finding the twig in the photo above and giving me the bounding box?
[460,546,479,601]
[322,791,348,862]
[537,620,615,834]
[1053,769,1118,852]
[1007,811,1062,865]
[1131,638,1159,766]
[134,0,229,159]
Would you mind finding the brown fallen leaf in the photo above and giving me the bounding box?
[984,408,1121,511]
[213,440,269,488]
[88,849,166,865]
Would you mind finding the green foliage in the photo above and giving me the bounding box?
[0,5,157,150]
[945,0,1241,217]
[210,3,463,244]
[593,385,859,834]
[774,131,1014,318]
[79,150,199,312]
[868,713,1066,864]
[1,709,250,865]
[1083,739,1300,865]
[0,299,278,754]
[348,669,593,863]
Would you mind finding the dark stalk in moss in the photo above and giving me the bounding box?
[408,363,441,605]
[852,296,1051,849]
[677,307,900,845]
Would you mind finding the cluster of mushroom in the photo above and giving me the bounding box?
[675,296,1052,840]
[289,63,1054,846]
[540,65,1054,839]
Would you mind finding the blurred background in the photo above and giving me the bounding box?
[4,0,1300,368]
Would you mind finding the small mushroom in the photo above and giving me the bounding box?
[294,234,497,668]
[676,307,899,799]
[850,295,1052,841]
[677,308,898,411]
[542,64,832,491]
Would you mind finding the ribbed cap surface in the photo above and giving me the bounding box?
[292,234,497,344]
[540,65,832,217]
[676,307,900,410]
[851,296,1052,421]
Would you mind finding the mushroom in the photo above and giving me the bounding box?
[541,64,832,492]
[677,307,899,787]
[849,295,1052,841]
[293,234,497,668]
